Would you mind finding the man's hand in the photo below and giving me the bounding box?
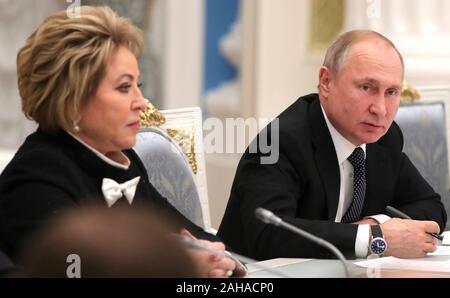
[381,218,439,258]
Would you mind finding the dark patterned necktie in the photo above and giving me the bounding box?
[341,147,366,223]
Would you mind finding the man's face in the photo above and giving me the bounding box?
[319,39,403,146]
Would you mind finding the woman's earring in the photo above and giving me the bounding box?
[73,121,81,133]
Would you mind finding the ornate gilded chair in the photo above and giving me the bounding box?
[134,103,212,232]
[395,100,450,229]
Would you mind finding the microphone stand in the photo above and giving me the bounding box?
[255,207,351,278]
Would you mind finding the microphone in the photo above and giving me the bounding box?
[255,207,350,278]
[176,234,293,278]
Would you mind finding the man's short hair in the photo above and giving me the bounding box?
[322,29,404,77]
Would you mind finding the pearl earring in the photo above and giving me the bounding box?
[73,122,81,133]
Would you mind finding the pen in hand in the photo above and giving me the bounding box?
[386,205,443,241]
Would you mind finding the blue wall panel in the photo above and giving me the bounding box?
[203,0,240,93]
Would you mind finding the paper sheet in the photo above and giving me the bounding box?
[354,246,450,273]
[429,245,450,256]
[441,231,450,246]
[246,258,312,273]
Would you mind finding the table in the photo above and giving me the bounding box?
[247,255,450,278]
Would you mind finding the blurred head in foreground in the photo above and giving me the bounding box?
[18,206,201,277]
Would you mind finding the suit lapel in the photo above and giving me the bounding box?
[309,99,341,220]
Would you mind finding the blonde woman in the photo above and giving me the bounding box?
[0,6,240,278]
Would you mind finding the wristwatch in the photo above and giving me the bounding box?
[369,225,387,256]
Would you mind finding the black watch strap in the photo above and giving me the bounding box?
[371,225,383,238]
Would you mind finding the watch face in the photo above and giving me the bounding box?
[370,237,387,255]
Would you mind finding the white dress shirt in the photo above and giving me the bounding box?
[320,105,390,257]
[67,131,130,170]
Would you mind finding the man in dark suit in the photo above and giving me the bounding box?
[218,30,447,260]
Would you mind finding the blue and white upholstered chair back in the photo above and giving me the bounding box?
[395,101,450,229]
[134,105,212,232]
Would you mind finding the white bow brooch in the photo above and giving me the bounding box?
[101,176,141,207]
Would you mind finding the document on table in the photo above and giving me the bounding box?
[246,258,312,273]
[442,231,450,246]
[429,245,450,256]
[354,246,450,273]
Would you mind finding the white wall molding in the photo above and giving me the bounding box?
[162,0,203,109]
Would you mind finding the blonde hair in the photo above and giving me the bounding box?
[323,30,404,78]
[17,6,144,133]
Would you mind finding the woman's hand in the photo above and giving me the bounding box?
[180,229,237,278]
